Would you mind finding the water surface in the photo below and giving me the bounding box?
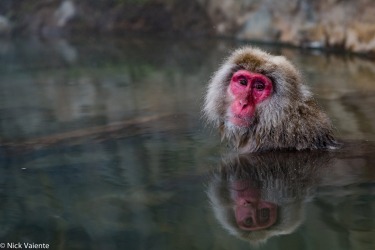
[0,37,375,249]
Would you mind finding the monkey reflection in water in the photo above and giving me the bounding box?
[207,151,331,244]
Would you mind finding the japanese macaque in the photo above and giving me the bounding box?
[204,47,338,152]
[207,151,331,244]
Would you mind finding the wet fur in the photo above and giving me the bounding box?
[204,47,337,152]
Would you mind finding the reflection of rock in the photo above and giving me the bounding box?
[272,50,375,141]
[310,143,375,250]
[0,38,374,146]
[50,38,77,63]
[333,92,375,141]
[0,38,214,142]
[0,194,21,239]
[0,15,11,35]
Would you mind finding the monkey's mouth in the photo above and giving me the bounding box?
[229,115,252,127]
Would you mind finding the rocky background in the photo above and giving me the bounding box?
[0,0,375,56]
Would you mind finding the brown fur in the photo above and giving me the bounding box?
[203,47,338,152]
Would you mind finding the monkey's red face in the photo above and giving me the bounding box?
[231,180,278,231]
[228,70,273,126]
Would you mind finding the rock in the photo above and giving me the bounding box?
[64,0,213,35]
[203,0,375,55]
[236,7,274,41]
[346,23,375,53]
[2,0,375,54]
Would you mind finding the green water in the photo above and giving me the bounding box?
[0,37,374,250]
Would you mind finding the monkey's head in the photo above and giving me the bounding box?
[204,47,337,152]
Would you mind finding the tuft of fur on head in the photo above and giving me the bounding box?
[203,47,338,152]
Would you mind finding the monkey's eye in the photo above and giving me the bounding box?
[253,81,265,91]
[258,208,270,223]
[243,217,253,227]
[238,77,248,86]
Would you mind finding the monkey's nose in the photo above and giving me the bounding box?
[239,99,248,107]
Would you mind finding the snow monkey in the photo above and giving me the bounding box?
[203,47,337,153]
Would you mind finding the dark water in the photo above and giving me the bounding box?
[0,36,375,250]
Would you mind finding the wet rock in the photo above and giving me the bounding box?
[2,0,375,54]
[236,7,274,41]
[346,23,375,53]
[2,0,76,37]
[203,0,375,55]
[64,0,213,36]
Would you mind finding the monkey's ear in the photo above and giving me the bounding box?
[204,63,234,125]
